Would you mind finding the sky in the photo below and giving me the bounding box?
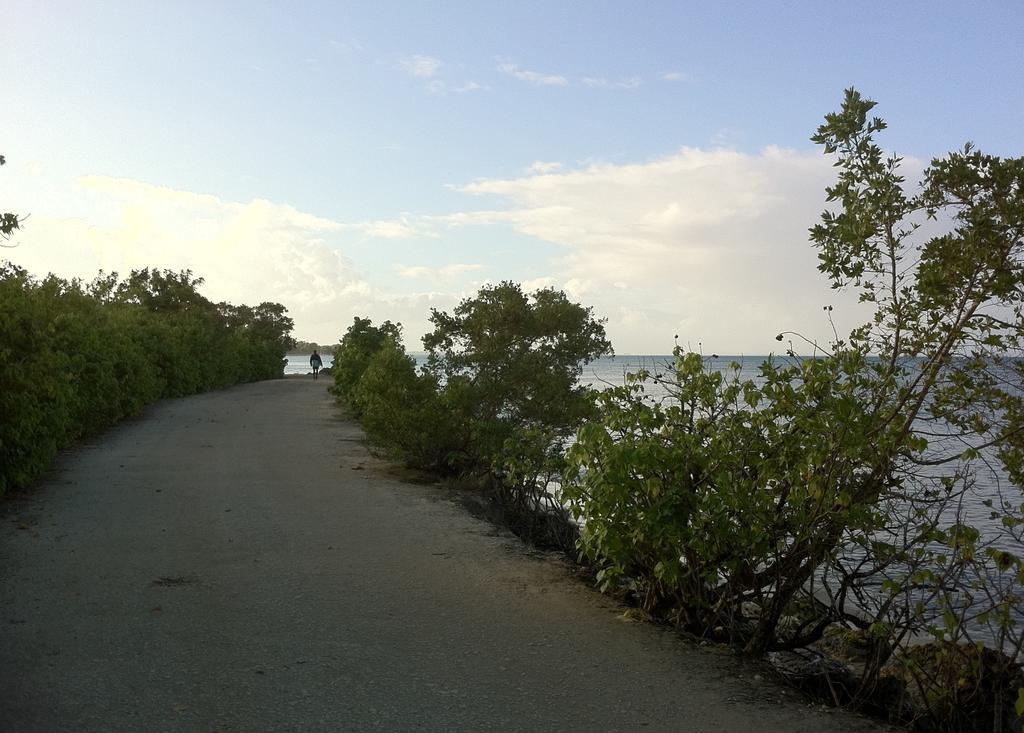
[2,1,1022,353]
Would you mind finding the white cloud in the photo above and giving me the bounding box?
[661,71,688,82]
[582,76,642,89]
[519,276,559,292]
[354,216,438,239]
[441,146,906,352]
[511,276,592,305]
[5,176,448,344]
[6,147,924,354]
[452,81,487,93]
[398,56,485,94]
[400,55,442,78]
[528,161,563,174]
[77,176,344,231]
[497,63,569,87]
[396,263,484,280]
[425,79,488,95]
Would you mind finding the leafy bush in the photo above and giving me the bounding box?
[330,316,403,413]
[0,264,294,494]
[417,282,612,546]
[562,89,1024,726]
[353,337,463,471]
[882,642,1024,732]
[422,281,612,472]
[565,350,894,642]
[330,283,611,548]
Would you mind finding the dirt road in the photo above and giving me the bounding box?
[0,379,890,732]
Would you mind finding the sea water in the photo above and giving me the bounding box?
[285,353,334,375]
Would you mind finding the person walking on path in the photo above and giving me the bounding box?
[309,350,323,380]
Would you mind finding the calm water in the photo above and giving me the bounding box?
[285,353,334,375]
[288,353,705,380]
[289,352,731,382]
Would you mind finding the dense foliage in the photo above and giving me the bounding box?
[329,317,403,414]
[353,337,457,471]
[422,281,612,472]
[0,264,294,494]
[332,282,611,544]
[563,90,1024,729]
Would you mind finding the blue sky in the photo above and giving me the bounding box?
[3,1,1022,351]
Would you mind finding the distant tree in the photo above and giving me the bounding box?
[289,340,323,354]
[114,268,212,312]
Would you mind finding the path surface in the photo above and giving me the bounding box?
[0,379,890,732]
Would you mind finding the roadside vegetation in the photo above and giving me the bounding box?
[0,265,294,494]
[331,284,611,547]
[331,90,1023,731]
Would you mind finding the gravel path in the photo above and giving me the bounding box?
[0,378,892,732]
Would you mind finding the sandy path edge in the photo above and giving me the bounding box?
[0,378,894,732]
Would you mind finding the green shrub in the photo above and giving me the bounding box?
[354,338,463,471]
[422,281,612,473]
[330,316,403,413]
[0,264,294,494]
[331,283,610,551]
